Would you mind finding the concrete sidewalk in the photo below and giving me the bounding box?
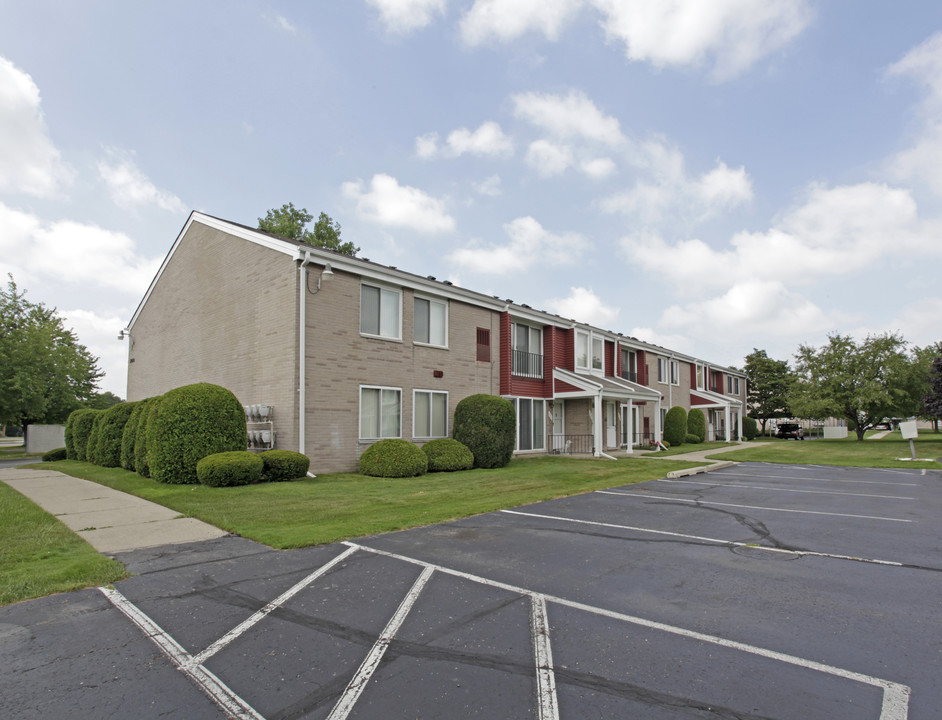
[0,467,228,554]
[641,441,768,478]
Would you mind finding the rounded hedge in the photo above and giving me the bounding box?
[197,451,263,487]
[684,433,702,444]
[452,394,515,469]
[134,397,160,477]
[42,447,67,462]
[359,439,428,478]
[146,383,247,485]
[687,408,706,443]
[69,409,102,463]
[259,450,310,482]
[121,399,151,471]
[64,411,80,460]
[422,438,474,472]
[663,406,688,447]
[743,416,759,441]
[93,402,137,468]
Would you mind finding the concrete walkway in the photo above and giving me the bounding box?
[640,441,768,478]
[0,467,228,554]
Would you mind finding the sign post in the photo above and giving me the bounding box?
[899,420,918,461]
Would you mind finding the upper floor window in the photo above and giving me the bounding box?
[576,331,589,370]
[512,323,543,378]
[696,364,705,390]
[592,337,604,372]
[727,376,741,395]
[621,348,637,382]
[414,296,447,347]
[476,327,491,362]
[657,358,668,383]
[360,283,400,340]
[670,360,680,385]
[576,330,603,373]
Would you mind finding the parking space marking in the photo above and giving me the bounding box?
[347,542,910,720]
[654,478,914,500]
[188,545,358,668]
[710,471,920,487]
[596,490,914,522]
[100,586,265,720]
[327,565,434,720]
[530,594,560,720]
[500,510,906,568]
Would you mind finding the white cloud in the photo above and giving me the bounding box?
[341,173,455,232]
[0,201,162,295]
[512,89,625,146]
[97,148,186,213]
[544,287,620,327]
[525,139,573,177]
[264,13,298,34]
[367,0,447,34]
[473,174,503,196]
[0,55,74,197]
[416,121,513,159]
[621,182,929,293]
[460,0,811,79]
[886,32,942,197]
[461,0,583,44]
[449,216,589,273]
[61,308,131,397]
[581,157,617,179]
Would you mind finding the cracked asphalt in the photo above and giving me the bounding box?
[1,461,939,719]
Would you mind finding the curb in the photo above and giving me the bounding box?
[666,460,737,479]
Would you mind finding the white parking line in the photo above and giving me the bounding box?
[500,509,906,568]
[597,490,914,522]
[345,542,910,720]
[708,471,919,487]
[326,565,434,720]
[100,586,265,720]
[655,478,914,500]
[530,594,560,720]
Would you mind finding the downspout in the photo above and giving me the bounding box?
[298,251,313,457]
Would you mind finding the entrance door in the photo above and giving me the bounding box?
[605,402,617,448]
[643,416,650,443]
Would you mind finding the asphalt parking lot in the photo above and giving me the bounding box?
[2,461,939,719]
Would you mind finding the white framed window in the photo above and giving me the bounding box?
[575,331,589,370]
[621,348,637,382]
[696,364,705,390]
[512,397,545,451]
[512,323,543,378]
[359,386,401,440]
[414,296,447,347]
[657,358,668,383]
[660,407,667,438]
[592,336,604,372]
[360,283,401,340]
[727,376,741,395]
[414,390,448,438]
[670,360,680,386]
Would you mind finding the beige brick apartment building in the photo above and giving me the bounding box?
[125,212,746,472]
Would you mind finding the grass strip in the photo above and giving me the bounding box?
[706,435,942,468]
[0,482,127,606]
[33,456,702,549]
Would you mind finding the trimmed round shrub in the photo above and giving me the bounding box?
[85,413,105,463]
[121,399,151,471]
[743,416,759,441]
[42,447,67,462]
[93,402,137,468]
[359,439,428,478]
[422,438,474,472]
[687,408,706,443]
[452,394,515,469]
[259,450,310,482]
[64,411,80,460]
[663,406,688,447]
[684,433,701,444]
[135,397,160,477]
[69,409,100,461]
[197,451,263,487]
[146,383,247,485]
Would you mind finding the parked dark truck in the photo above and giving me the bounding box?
[776,422,805,440]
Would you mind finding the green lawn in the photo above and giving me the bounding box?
[0,482,127,605]
[34,456,701,549]
[706,433,942,468]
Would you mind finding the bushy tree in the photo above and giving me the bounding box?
[0,276,102,431]
[686,408,706,443]
[791,333,918,441]
[663,406,688,446]
[359,439,428,478]
[924,342,942,432]
[744,349,792,435]
[257,204,359,255]
[453,394,515,468]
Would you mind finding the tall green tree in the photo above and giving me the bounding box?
[923,342,942,432]
[257,203,359,256]
[0,276,102,430]
[743,348,792,435]
[790,332,917,441]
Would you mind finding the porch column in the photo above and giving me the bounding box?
[593,394,603,457]
[654,397,662,440]
[724,405,731,442]
[625,400,634,455]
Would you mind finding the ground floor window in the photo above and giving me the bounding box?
[513,397,545,451]
[360,386,401,440]
[414,390,448,438]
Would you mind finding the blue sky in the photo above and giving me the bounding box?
[2,1,942,397]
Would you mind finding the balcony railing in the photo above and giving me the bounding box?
[512,350,544,379]
[620,370,638,383]
[549,434,594,454]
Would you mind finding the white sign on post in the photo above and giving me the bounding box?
[899,420,918,440]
